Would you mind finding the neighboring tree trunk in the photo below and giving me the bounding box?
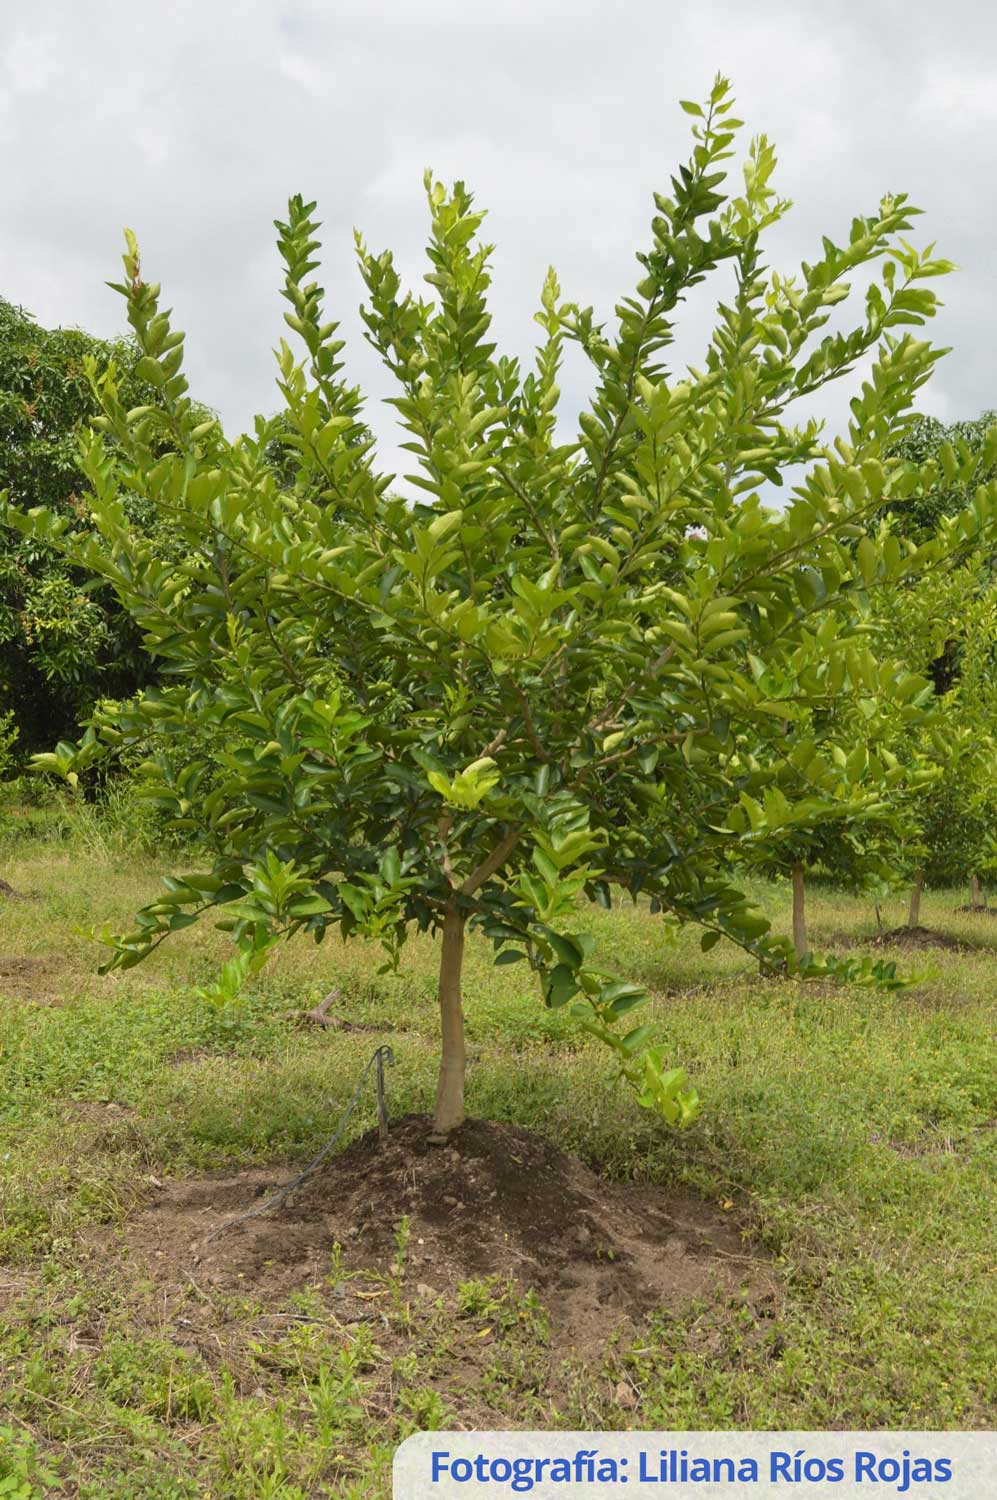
[431,905,467,1140]
[908,869,924,929]
[791,860,807,961]
[971,873,984,908]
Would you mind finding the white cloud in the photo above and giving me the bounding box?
[2,0,995,484]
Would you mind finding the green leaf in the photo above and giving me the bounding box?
[495,948,527,965]
[856,536,879,586]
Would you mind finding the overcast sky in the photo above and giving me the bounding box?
[3,1,995,486]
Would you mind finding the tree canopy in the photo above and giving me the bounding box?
[881,410,997,546]
[8,78,997,1137]
[0,298,169,757]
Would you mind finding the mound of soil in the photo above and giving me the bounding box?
[0,954,62,1002]
[868,925,972,952]
[0,955,44,978]
[954,904,997,918]
[100,1116,769,1357]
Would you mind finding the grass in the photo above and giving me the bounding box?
[1,825,996,1496]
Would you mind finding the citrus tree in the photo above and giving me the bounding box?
[7,80,996,1138]
[725,662,934,958]
[873,555,997,921]
[882,411,997,544]
[946,583,997,905]
[908,733,997,919]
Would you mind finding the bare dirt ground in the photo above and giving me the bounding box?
[867,925,972,951]
[0,953,66,1003]
[88,1115,773,1366]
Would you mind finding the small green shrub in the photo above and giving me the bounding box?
[0,1424,59,1498]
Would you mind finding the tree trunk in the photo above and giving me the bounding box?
[971,873,982,909]
[431,905,467,1140]
[908,869,924,929]
[791,860,807,961]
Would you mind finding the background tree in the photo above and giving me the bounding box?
[0,298,303,782]
[748,534,997,948]
[908,735,997,919]
[873,556,997,921]
[9,80,997,1141]
[0,299,168,758]
[881,411,997,548]
[727,672,932,959]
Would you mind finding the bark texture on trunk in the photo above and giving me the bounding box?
[908,870,924,929]
[432,906,467,1138]
[791,860,807,961]
[971,873,983,908]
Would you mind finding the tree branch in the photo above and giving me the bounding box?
[461,828,521,896]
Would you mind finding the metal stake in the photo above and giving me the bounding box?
[375,1044,392,1144]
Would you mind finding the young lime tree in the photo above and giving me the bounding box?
[947,582,997,905]
[7,80,996,1138]
[873,553,997,921]
[725,664,935,959]
[906,731,997,922]
[881,410,997,544]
